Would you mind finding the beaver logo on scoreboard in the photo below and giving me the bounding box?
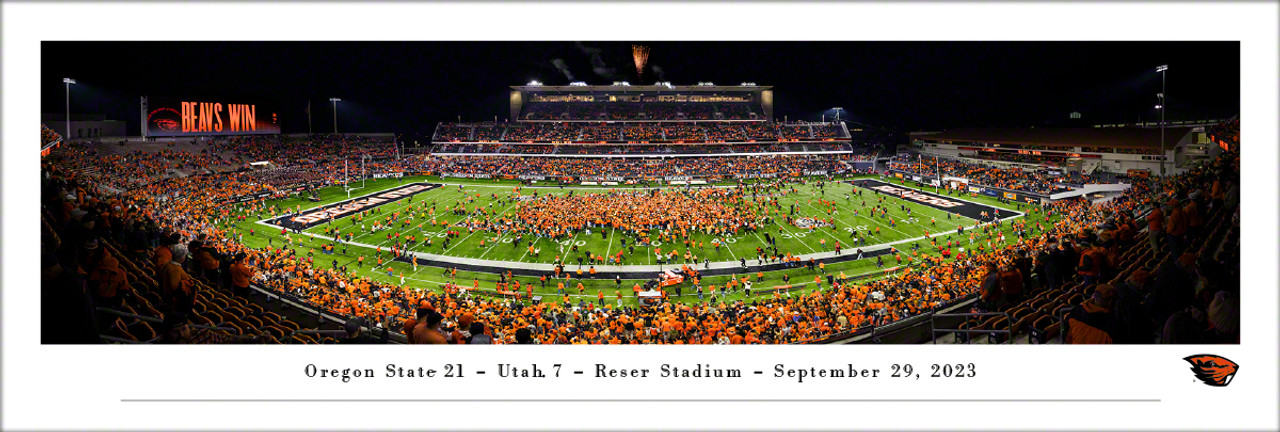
[794,217,832,229]
[1184,354,1238,387]
[154,118,179,131]
[148,107,181,132]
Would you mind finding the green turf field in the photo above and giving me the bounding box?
[221,175,1059,307]
[299,178,981,264]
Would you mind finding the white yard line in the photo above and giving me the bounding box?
[345,191,455,242]
[477,230,513,259]
[774,221,818,253]
[789,198,858,249]
[517,237,536,262]
[407,255,430,278]
[838,187,934,238]
[559,230,581,264]
[444,199,521,254]
[750,231,772,259]
[852,212,913,238]
[718,237,739,261]
[827,193,917,238]
[604,227,616,258]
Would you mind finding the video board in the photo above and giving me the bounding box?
[146,97,280,136]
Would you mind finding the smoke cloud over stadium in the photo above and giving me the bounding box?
[550,58,575,81]
[651,65,666,82]
[576,41,619,79]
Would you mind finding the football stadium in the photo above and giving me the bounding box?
[40,42,1241,345]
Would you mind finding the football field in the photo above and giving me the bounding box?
[292,179,992,264]
[225,175,1050,306]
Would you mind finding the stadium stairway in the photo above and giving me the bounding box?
[84,233,346,344]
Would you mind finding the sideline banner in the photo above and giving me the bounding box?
[444,172,493,179]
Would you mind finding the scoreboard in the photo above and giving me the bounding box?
[146,96,280,136]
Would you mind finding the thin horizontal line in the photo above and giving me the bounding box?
[122,399,1159,403]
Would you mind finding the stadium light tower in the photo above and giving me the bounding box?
[330,98,342,134]
[1155,64,1168,176]
[63,78,76,140]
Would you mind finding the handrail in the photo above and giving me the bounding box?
[288,328,393,344]
[96,306,235,332]
[249,284,406,344]
[40,137,63,156]
[291,329,350,338]
[930,311,1013,344]
[817,293,977,344]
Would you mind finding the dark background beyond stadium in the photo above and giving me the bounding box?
[42,41,1238,144]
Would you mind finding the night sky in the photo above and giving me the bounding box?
[42,41,1239,140]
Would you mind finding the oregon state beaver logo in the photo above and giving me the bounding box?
[1184,354,1238,387]
[794,217,832,229]
[148,107,181,132]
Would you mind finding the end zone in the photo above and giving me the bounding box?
[847,179,1024,221]
[260,183,442,231]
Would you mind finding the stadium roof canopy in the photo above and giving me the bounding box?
[921,126,1195,150]
[511,84,772,93]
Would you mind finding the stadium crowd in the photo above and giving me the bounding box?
[473,125,505,141]
[42,123,63,147]
[683,104,715,120]
[429,154,852,179]
[519,102,759,122]
[434,124,473,141]
[890,155,1077,194]
[964,151,1069,167]
[1081,146,1161,155]
[430,121,847,143]
[1206,118,1239,148]
[643,104,679,120]
[778,125,814,140]
[209,134,397,166]
[717,103,753,120]
[42,123,1238,344]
